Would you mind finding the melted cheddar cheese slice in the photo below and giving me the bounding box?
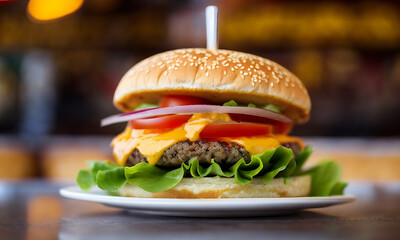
[111,113,303,166]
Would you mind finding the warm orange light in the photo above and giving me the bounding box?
[27,0,83,22]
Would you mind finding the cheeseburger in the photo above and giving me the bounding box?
[77,48,346,198]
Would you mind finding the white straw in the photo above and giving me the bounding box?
[206,6,218,50]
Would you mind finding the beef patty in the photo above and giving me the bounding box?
[126,140,301,168]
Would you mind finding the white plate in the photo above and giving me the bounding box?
[60,186,355,217]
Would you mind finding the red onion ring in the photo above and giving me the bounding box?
[101,105,292,126]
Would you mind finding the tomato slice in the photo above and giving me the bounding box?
[130,115,191,129]
[229,114,293,134]
[130,95,206,129]
[199,123,272,138]
[159,95,208,107]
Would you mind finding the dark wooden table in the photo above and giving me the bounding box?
[0,180,399,240]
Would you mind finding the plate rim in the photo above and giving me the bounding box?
[59,185,356,211]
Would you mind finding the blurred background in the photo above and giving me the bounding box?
[0,0,399,180]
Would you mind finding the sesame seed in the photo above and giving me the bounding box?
[134,49,304,98]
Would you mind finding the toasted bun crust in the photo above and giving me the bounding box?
[114,48,311,123]
[116,175,311,198]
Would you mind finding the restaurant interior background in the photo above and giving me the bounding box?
[0,0,399,180]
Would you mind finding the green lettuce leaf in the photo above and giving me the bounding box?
[263,104,282,113]
[124,146,292,192]
[302,160,347,196]
[135,100,283,113]
[283,177,292,185]
[223,100,238,106]
[76,161,128,191]
[294,146,313,175]
[96,167,127,191]
[188,159,234,178]
[76,170,94,191]
[77,160,119,191]
[88,161,119,182]
[134,103,159,110]
[125,163,185,193]
[330,181,348,196]
[261,146,293,183]
[222,100,273,110]
[76,146,346,196]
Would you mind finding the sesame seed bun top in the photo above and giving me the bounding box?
[114,48,311,124]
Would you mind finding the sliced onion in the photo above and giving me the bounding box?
[101,105,292,126]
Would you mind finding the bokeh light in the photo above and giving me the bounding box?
[27,0,83,22]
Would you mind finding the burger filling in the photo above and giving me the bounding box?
[110,95,305,167]
[111,112,303,167]
[76,95,347,197]
[127,140,301,169]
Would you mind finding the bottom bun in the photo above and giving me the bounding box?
[117,175,311,198]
